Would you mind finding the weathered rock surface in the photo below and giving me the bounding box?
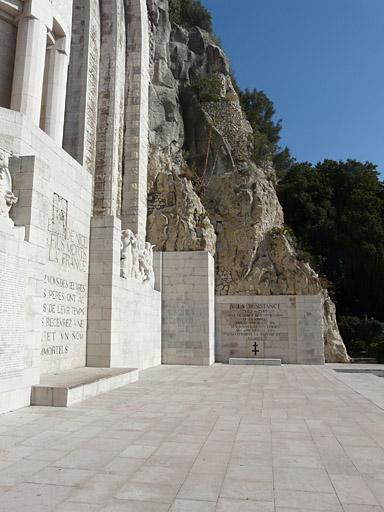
[146,0,349,362]
[147,146,216,252]
[323,291,351,363]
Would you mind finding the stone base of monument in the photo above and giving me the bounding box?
[30,367,138,407]
[229,358,282,366]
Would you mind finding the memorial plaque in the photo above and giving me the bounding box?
[216,300,289,360]
[41,193,89,373]
[215,295,324,364]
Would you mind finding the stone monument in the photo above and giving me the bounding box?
[0,0,348,414]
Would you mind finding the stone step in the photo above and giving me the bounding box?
[229,358,282,366]
[31,367,138,407]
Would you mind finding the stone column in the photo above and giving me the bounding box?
[63,0,101,174]
[41,38,69,144]
[94,0,126,217]
[10,14,48,125]
[121,0,150,242]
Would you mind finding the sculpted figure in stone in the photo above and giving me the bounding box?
[139,242,155,288]
[0,150,17,219]
[121,229,155,287]
[121,229,139,279]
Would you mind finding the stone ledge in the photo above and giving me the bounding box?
[30,367,138,407]
[229,358,282,366]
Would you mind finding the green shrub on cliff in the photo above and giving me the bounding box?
[169,0,212,33]
[194,75,222,102]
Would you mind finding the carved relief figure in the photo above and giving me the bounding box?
[121,229,139,279]
[139,242,155,288]
[51,193,68,236]
[121,230,155,287]
[0,150,17,220]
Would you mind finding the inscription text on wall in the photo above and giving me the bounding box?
[47,193,88,272]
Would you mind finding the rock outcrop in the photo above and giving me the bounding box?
[146,0,349,362]
[147,146,216,253]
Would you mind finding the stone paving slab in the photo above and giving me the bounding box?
[1,364,384,511]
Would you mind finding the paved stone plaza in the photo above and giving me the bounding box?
[1,364,384,511]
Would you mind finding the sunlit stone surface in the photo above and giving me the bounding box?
[0,364,383,510]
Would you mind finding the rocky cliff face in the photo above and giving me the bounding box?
[146,0,349,363]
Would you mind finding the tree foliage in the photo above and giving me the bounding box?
[338,316,384,355]
[239,88,295,173]
[278,159,384,321]
[169,0,212,33]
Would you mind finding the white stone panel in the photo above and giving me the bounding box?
[215,295,325,364]
[112,277,161,370]
[161,251,215,366]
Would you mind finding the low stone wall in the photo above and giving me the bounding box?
[215,295,325,364]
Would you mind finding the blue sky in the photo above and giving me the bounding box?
[202,0,384,175]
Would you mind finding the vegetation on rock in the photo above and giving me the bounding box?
[193,75,222,102]
[239,89,294,173]
[149,0,374,361]
[169,0,212,32]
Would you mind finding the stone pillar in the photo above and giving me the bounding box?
[63,0,101,174]
[94,0,126,217]
[11,11,50,124]
[121,0,150,241]
[41,38,69,144]
[87,215,121,368]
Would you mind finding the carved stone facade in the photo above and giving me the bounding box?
[0,0,348,415]
[0,0,162,415]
